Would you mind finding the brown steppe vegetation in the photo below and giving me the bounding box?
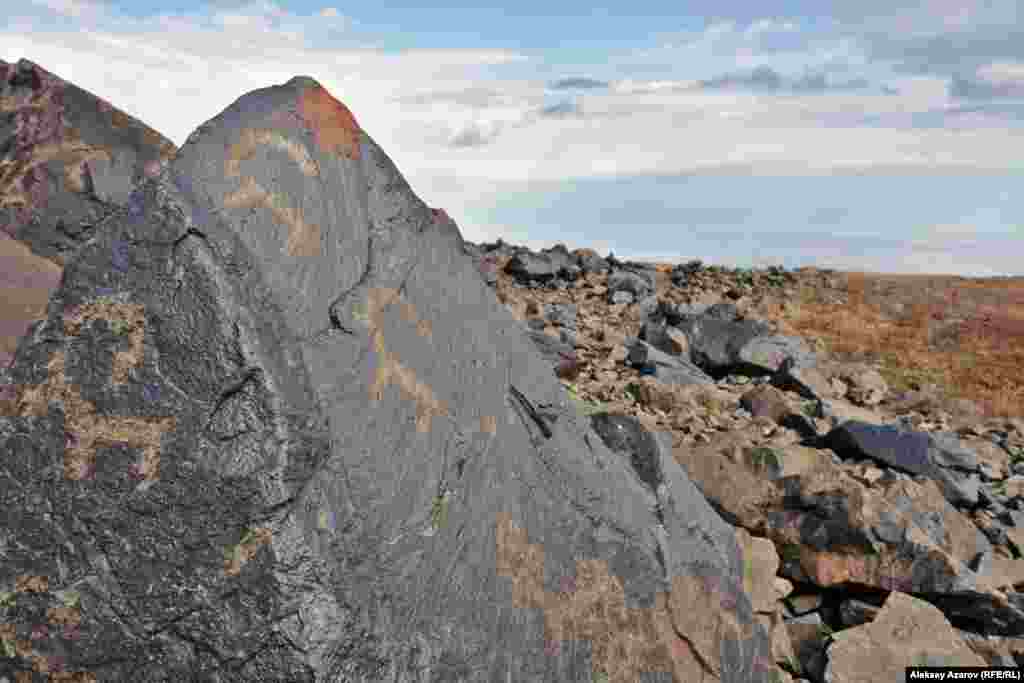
[757,270,1024,420]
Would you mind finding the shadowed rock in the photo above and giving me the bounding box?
[824,420,935,476]
[678,316,775,378]
[0,75,771,682]
[590,413,665,492]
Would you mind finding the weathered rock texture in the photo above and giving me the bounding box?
[0,74,771,681]
[5,60,1024,683]
[0,58,177,369]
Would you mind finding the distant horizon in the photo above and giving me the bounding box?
[5,0,1022,277]
[463,233,1024,281]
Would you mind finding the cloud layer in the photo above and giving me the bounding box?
[4,0,1022,275]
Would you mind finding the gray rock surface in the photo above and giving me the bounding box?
[607,270,654,304]
[0,74,770,682]
[0,58,176,369]
[8,58,1024,683]
[0,58,176,264]
[626,338,716,387]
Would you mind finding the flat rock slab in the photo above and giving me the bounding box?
[823,420,935,476]
[0,75,770,682]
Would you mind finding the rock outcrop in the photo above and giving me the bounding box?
[0,73,771,682]
[3,61,1024,683]
[0,58,177,369]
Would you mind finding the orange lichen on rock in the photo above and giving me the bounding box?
[223,175,322,257]
[49,673,98,683]
[0,138,112,204]
[295,84,362,160]
[363,287,448,432]
[47,605,81,628]
[1,610,94,681]
[15,574,48,593]
[8,298,175,481]
[360,285,500,435]
[224,127,320,179]
[110,109,132,129]
[222,127,323,257]
[223,526,273,577]
[495,511,756,681]
[480,414,497,434]
[370,345,449,433]
[0,577,95,679]
[63,299,146,385]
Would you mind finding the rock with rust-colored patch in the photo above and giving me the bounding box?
[0,58,176,375]
[0,73,772,682]
[295,79,361,160]
[0,58,176,264]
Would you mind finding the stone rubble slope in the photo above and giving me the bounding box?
[464,236,1024,680]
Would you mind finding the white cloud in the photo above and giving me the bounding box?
[977,62,1024,86]
[743,19,797,37]
[610,79,699,94]
[917,223,984,239]
[448,120,505,148]
[29,0,106,19]
[623,18,880,88]
[4,4,1013,179]
[3,3,1021,278]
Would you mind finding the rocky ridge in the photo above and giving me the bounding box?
[0,59,1022,682]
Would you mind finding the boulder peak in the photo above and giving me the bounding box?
[0,74,771,682]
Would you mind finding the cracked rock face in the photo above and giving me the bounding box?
[0,73,772,682]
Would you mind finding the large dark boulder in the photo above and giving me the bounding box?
[677,316,774,377]
[0,58,177,368]
[0,75,770,681]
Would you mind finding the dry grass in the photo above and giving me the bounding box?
[759,271,1024,420]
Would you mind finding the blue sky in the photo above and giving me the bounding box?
[5,0,1023,276]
